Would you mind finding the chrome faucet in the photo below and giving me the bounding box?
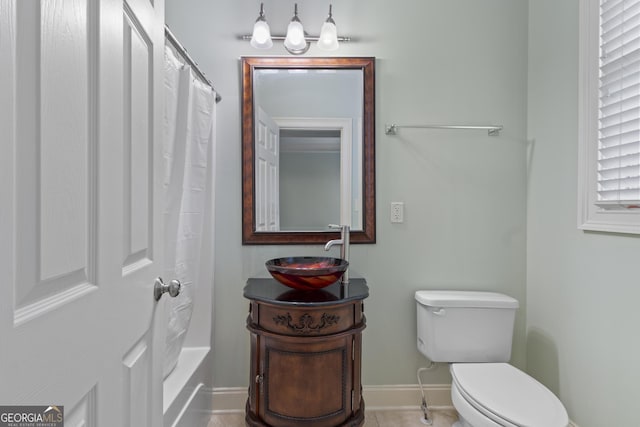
[324,224,350,284]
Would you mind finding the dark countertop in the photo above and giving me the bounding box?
[244,278,368,306]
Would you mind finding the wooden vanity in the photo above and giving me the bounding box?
[244,278,369,427]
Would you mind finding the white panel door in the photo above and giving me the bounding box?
[255,107,280,231]
[0,0,167,425]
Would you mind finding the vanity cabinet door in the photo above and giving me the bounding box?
[257,332,355,427]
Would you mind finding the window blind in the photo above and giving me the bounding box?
[598,0,640,205]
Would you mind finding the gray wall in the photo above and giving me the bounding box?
[166,0,528,392]
[527,1,640,426]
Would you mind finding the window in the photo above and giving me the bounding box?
[579,0,640,233]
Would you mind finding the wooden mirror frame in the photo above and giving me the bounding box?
[241,57,376,245]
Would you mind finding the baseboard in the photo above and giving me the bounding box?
[210,384,453,414]
[209,385,579,427]
[210,387,247,414]
[363,384,452,410]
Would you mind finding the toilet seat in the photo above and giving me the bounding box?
[450,363,569,427]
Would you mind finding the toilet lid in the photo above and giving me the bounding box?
[451,363,568,427]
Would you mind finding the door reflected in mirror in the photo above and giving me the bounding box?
[242,57,375,245]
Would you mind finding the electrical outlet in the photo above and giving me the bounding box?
[390,202,404,223]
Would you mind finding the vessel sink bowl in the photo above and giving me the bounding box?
[265,257,348,291]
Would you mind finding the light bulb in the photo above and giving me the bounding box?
[318,23,338,51]
[284,21,305,50]
[251,20,272,49]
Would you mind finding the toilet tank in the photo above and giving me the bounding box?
[415,291,519,363]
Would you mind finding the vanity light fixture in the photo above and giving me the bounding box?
[317,5,339,51]
[283,4,307,54]
[250,3,273,49]
[243,3,350,55]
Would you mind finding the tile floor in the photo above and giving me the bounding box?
[207,408,459,427]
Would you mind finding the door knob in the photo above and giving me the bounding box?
[154,277,181,301]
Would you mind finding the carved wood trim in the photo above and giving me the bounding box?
[273,312,340,334]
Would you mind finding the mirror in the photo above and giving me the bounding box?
[242,57,375,244]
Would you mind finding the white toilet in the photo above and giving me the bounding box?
[415,290,569,427]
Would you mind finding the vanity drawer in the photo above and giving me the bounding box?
[250,301,363,337]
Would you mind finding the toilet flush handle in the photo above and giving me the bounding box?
[431,307,446,316]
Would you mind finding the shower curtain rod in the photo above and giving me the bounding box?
[385,123,503,136]
[165,26,222,103]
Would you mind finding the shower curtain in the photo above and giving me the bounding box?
[162,45,216,378]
